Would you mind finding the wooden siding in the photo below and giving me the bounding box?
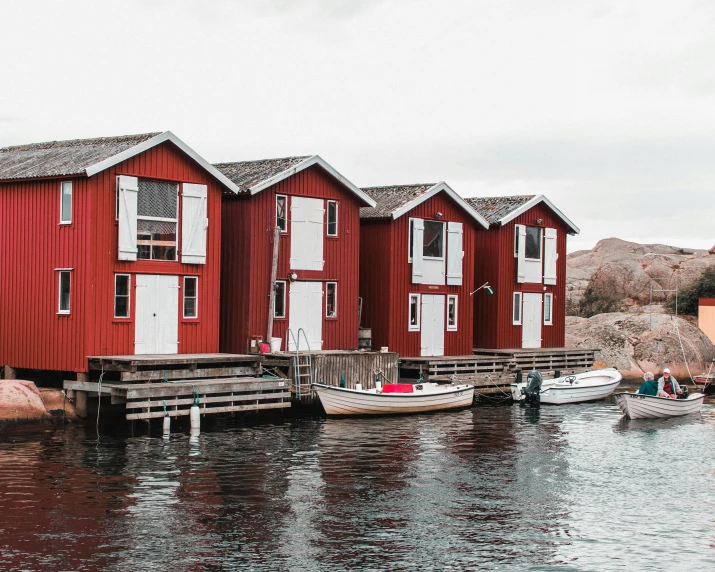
[473,201,570,349]
[220,166,361,353]
[0,141,226,373]
[360,192,479,357]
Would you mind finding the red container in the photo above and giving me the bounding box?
[258,342,271,354]
[381,383,414,394]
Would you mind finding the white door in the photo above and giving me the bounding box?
[288,281,323,351]
[522,293,542,349]
[420,294,445,357]
[135,274,179,355]
[290,197,324,270]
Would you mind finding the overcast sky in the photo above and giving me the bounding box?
[2,0,714,252]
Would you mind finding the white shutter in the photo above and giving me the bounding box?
[181,183,208,264]
[117,175,138,261]
[516,224,526,284]
[312,202,325,270]
[446,221,463,286]
[544,228,557,285]
[290,197,324,271]
[412,218,424,284]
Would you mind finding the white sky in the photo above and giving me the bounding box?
[2,0,715,252]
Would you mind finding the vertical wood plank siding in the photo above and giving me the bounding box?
[359,192,479,357]
[473,202,570,349]
[0,141,225,373]
[220,166,361,353]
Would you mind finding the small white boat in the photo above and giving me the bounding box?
[511,368,622,405]
[615,392,705,419]
[311,382,475,416]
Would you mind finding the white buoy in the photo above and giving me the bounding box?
[163,415,171,435]
[355,382,362,391]
[190,404,200,433]
[375,380,382,392]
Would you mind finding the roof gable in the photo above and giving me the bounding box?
[0,131,240,193]
[466,194,579,234]
[361,182,489,229]
[213,155,376,207]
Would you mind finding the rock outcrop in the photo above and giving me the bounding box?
[565,312,715,380]
[567,237,715,308]
[0,381,77,429]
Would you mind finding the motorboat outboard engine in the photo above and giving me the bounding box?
[678,385,689,399]
[522,369,543,408]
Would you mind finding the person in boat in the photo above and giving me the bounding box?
[637,372,658,396]
[657,368,682,399]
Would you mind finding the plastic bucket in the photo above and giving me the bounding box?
[270,337,282,352]
[258,342,271,354]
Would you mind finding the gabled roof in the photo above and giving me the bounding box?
[213,155,376,207]
[360,182,489,229]
[0,131,241,193]
[465,194,580,234]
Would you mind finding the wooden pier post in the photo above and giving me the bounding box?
[75,391,88,419]
[4,365,16,379]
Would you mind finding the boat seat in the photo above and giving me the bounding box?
[382,383,414,394]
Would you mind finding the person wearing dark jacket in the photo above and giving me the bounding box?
[637,372,658,396]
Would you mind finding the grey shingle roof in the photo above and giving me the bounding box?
[464,195,535,225]
[359,184,437,219]
[213,156,312,192]
[0,132,161,180]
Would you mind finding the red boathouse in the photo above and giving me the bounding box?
[359,183,489,357]
[465,195,579,349]
[0,131,239,374]
[215,156,376,353]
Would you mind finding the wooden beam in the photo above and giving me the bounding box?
[125,400,290,420]
[63,380,113,396]
[119,366,257,382]
[125,391,291,409]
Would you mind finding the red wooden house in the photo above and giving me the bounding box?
[465,195,579,349]
[0,131,239,374]
[215,156,376,353]
[359,183,489,357]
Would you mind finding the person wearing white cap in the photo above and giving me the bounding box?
[657,367,682,399]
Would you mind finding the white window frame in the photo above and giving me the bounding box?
[183,276,198,319]
[513,292,522,325]
[326,281,337,318]
[408,218,416,262]
[408,293,421,331]
[276,195,288,233]
[514,225,519,258]
[544,293,553,326]
[114,274,130,318]
[60,181,72,224]
[137,179,179,262]
[56,269,72,314]
[274,280,287,318]
[422,220,446,260]
[447,295,458,331]
[326,200,338,237]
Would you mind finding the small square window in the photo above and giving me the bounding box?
[409,294,420,331]
[114,274,130,318]
[447,295,458,331]
[276,195,287,232]
[60,182,72,224]
[326,282,337,317]
[513,292,522,325]
[544,293,553,325]
[58,271,71,314]
[274,281,286,318]
[327,201,338,236]
[184,277,198,318]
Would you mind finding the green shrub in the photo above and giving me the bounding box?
[667,266,715,315]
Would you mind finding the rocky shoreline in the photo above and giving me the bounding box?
[0,380,77,431]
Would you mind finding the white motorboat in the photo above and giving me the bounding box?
[311,382,475,416]
[510,368,622,405]
[615,392,705,419]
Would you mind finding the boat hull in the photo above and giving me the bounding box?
[511,369,622,405]
[615,392,705,419]
[312,383,475,416]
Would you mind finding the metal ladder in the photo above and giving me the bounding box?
[286,328,313,399]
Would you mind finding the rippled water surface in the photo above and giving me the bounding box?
[1,397,714,571]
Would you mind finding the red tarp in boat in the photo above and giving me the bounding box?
[381,383,414,393]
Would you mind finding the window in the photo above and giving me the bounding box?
[514,225,520,257]
[423,220,444,258]
[409,294,420,331]
[57,270,71,314]
[544,293,553,325]
[60,182,72,224]
[274,281,286,318]
[525,226,542,260]
[136,179,178,261]
[326,282,337,317]
[327,200,338,236]
[447,295,458,331]
[408,218,415,262]
[276,195,287,232]
[513,292,522,325]
[114,274,130,318]
[183,276,198,318]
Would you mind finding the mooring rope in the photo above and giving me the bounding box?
[671,315,695,387]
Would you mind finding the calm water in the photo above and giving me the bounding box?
[1,397,714,571]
